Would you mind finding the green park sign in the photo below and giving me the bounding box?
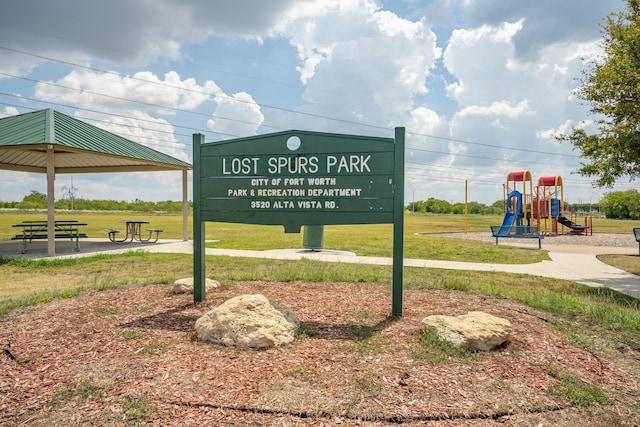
[193,128,405,315]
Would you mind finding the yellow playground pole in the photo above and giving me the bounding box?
[464,180,469,233]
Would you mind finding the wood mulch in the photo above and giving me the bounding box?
[1,280,639,426]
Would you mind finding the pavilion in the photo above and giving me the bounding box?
[0,108,192,256]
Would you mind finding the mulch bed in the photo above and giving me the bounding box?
[1,281,639,426]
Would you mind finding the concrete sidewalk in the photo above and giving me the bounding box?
[3,238,640,299]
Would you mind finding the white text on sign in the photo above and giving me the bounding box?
[222,155,372,175]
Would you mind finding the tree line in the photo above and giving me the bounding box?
[4,189,640,220]
[406,199,505,215]
[0,191,188,213]
[406,197,611,217]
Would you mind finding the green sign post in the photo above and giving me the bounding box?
[193,128,405,315]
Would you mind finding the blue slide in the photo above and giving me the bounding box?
[493,211,516,237]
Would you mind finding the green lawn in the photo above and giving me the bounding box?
[3,210,635,239]
[1,210,640,349]
[2,211,638,264]
[1,211,551,263]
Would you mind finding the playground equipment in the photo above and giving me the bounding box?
[503,170,534,229]
[494,190,530,233]
[535,175,564,234]
[498,171,592,236]
[490,171,544,246]
[505,170,534,221]
[534,175,592,235]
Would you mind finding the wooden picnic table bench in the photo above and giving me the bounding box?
[11,220,88,253]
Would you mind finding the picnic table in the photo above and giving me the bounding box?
[106,219,163,243]
[11,220,88,253]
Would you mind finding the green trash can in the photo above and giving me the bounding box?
[303,225,324,250]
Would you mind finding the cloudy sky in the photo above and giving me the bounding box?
[0,0,629,206]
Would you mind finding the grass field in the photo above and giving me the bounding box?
[1,211,552,261]
[3,210,636,238]
[1,210,640,323]
[3,211,637,259]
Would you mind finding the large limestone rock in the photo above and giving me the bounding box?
[195,294,300,349]
[421,311,511,352]
[171,277,219,294]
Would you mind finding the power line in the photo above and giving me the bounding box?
[0,46,614,191]
[407,149,570,168]
[0,45,584,161]
[0,46,388,133]
[407,134,579,159]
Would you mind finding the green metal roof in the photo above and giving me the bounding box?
[0,109,191,173]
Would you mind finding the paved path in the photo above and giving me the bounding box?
[4,238,640,299]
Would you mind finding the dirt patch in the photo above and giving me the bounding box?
[1,282,639,426]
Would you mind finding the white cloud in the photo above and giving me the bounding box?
[207,92,264,137]
[0,106,20,118]
[457,99,532,121]
[444,21,523,105]
[92,111,189,163]
[34,69,219,115]
[30,69,222,162]
[439,15,600,184]
[273,0,440,134]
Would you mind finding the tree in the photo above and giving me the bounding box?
[19,190,47,209]
[491,200,505,209]
[600,189,640,218]
[557,0,640,187]
[424,198,452,214]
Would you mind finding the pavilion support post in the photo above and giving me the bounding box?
[46,145,56,257]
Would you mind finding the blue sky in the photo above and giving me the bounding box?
[0,0,629,206]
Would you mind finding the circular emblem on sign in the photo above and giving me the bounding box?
[286,135,301,151]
